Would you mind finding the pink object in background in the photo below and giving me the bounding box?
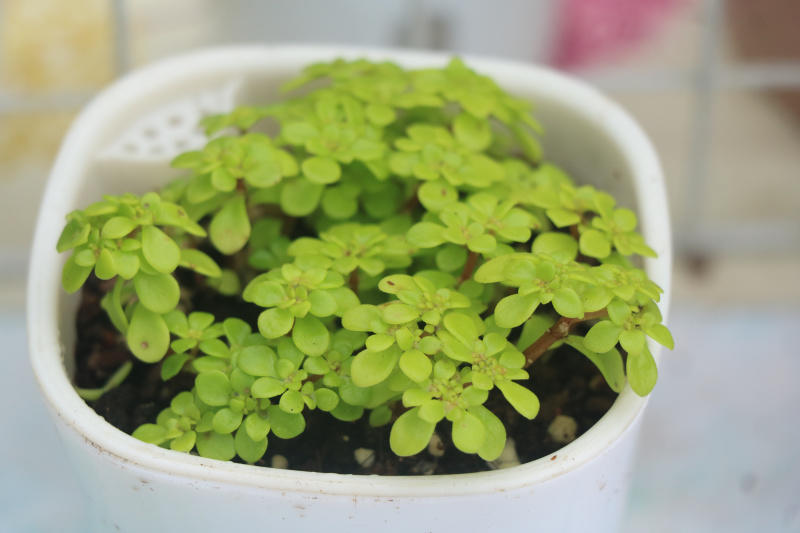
[552,0,683,69]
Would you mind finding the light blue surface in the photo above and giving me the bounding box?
[0,312,86,533]
[622,305,800,532]
[3,304,799,532]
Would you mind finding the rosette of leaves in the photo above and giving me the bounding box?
[58,57,673,467]
[57,192,220,362]
[171,133,298,254]
[242,258,358,342]
[389,124,505,188]
[287,222,411,289]
[407,190,540,256]
[133,318,335,463]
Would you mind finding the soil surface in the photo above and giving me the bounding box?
[74,274,617,475]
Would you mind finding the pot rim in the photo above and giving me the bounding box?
[27,44,671,497]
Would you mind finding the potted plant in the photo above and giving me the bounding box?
[28,46,672,532]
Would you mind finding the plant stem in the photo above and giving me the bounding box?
[522,310,607,368]
[569,224,580,240]
[401,185,421,213]
[457,250,479,286]
[349,269,359,293]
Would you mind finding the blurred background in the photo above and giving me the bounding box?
[1,1,798,531]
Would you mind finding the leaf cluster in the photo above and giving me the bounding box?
[58,58,673,465]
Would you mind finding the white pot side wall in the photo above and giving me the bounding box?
[28,46,671,533]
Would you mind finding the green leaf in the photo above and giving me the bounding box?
[234,427,268,464]
[61,255,93,293]
[314,388,340,412]
[552,287,584,318]
[210,195,251,255]
[437,331,473,362]
[57,218,90,252]
[100,280,128,334]
[382,303,420,324]
[584,320,623,353]
[196,431,235,461]
[243,412,271,441]
[102,216,137,239]
[494,293,539,328]
[619,329,646,354]
[251,377,286,398]
[342,304,385,332]
[94,248,116,280]
[646,323,674,350]
[126,304,170,363]
[546,208,580,228]
[180,249,222,278]
[141,225,180,273]
[280,178,323,216]
[579,229,611,259]
[469,405,507,461]
[267,405,306,439]
[245,280,286,307]
[418,181,457,212]
[170,431,197,453]
[496,381,539,420]
[435,244,467,272]
[292,316,330,357]
[258,308,295,339]
[279,390,305,414]
[532,232,578,261]
[213,407,243,434]
[111,251,140,279]
[132,424,168,445]
[418,399,445,423]
[161,353,190,381]
[369,405,393,427]
[564,335,625,393]
[195,371,232,406]
[406,222,445,248]
[451,411,486,454]
[283,121,318,144]
[351,345,400,387]
[627,346,658,396]
[399,349,432,382]
[302,156,341,184]
[211,167,236,192]
[613,208,638,232]
[443,312,479,345]
[321,185,358,220]
[389,408,435,457]
[453,112,491,151]
[308,289,338,318]
[516,314,556,351]
[330,402,364,422]
[237,345,276,377]
[607,299,631,325]
[133,272,179,314]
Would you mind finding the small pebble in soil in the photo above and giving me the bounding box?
[427,433,445,457]
[488,437,521,470]
[271,454,289,469]
[410,460,437,476]
[354,448,376,469]
[547,415,578,444]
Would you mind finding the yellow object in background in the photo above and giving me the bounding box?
[0,0,115,92]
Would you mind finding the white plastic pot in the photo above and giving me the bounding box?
[28,45,671,533]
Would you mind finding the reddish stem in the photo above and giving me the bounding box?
[457,251,479,286]
[522,310,608,368]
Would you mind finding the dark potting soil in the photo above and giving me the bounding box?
[74,274,617,476]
